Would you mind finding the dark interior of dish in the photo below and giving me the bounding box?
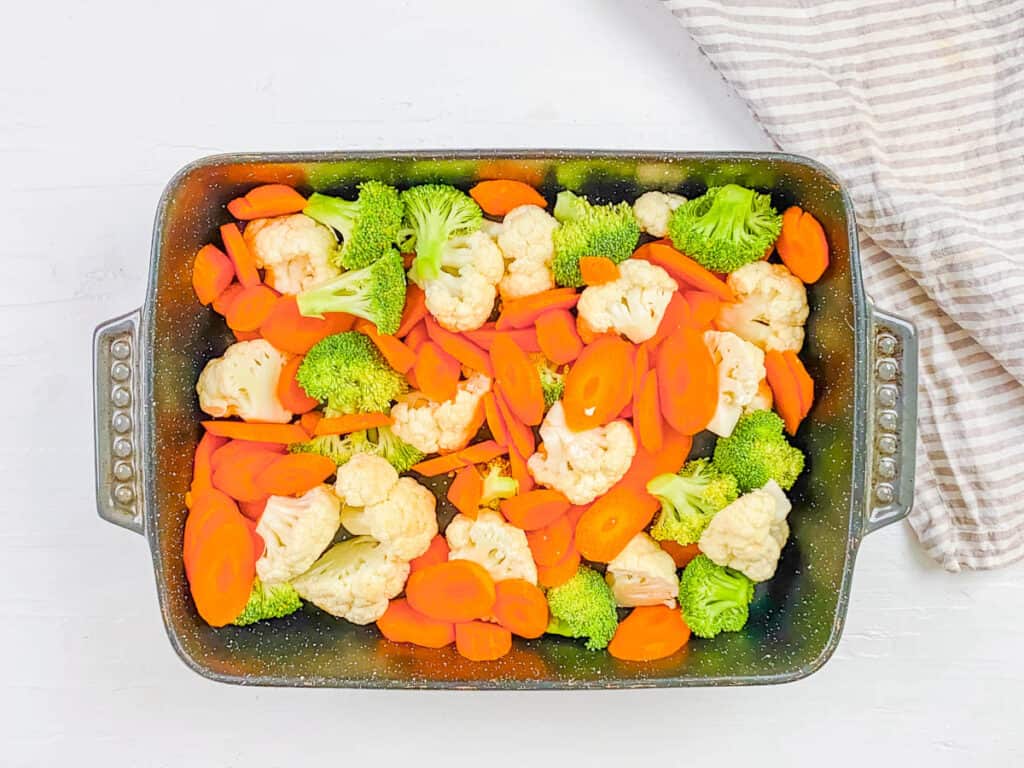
[144,152,866,687]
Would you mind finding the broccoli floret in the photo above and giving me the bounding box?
[713,410,805,492]
[550,191,640,287]
[289,425,424,473]
[479,457,519,508]
[667,184,782,273]
[400,184,483,284]
[530,354,566,410]
[678,555,754,638]
[232,579,302,626]
[303,181,404,270]
[647,458,740,546]
[545,566,619,650]
[296,249,406,334]
[296,332,405,416]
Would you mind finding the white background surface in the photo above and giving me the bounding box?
[3,1,1022,765]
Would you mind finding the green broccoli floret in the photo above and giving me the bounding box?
[303,181,404,269]
[713,410,805,492]
[667,184,782,273]
[479,457,519,508]
[647,458,740,546]
[546,566,619,651]
[551,191,640,287]
[296,249,406,334]
[289,425,424,473]
[678,555,754,638]
[400,184,483,284]
[295,332,405,416]
[530,354,566,410]
[232,579,302,626]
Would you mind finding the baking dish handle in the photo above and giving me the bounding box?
[93,308,145,535]
[863,302,918,535]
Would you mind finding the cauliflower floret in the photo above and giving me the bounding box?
[716,261,809,353]
[496,205,559,300]
[242,213,340,295]
[255,485,341,585]
[391,373,491,454]
[335,453,399,507]
[340,475,438,561]
[527,402,636,505]
[698,480,792,582]
[633,191,687,238]
[292,536,410,625]
[576,260,678,343]
[196,339,292,423]
[444,511,538,585]
[605,532,679,608]
[414,231,504,331]
[745,379,774,414]
[703,330,767,438]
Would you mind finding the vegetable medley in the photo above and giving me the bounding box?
[185,175,829,663]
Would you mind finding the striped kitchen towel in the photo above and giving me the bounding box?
[662,0,1024,571]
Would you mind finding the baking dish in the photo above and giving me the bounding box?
[93,151,917,688]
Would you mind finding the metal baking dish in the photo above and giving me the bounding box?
[93,151,917,688]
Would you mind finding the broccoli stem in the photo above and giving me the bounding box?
[304,193,358,241]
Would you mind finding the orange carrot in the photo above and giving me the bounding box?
[300,410,322,435]
[212,448,281,502]
[495,288,579,331]
[562,336,634,430]
[493,579,549,639]
[425,317,493,375]
[186,504,257,627]
[212,282,244,317]
[410,535,450,574]
[765,350,804,436]
[684,291,721,329]
[483,392,509,446]
[189,432,228,501]
[356,319,417,374]
[202,420,310,444]
[465,325,542,353]
[659,540,701,568]
[404,321,429,351]
[233,329,262,342]
[526,514,573,567]
[784,350,815,419]
[575,484,659,563]
[397,284,428,338]
[410,440,507,476]
[490,335,545,426]
[469,179,547,216]
[183,489,238,575]
[494,389,536,458]
[537,546,581,589]
[220,222,260,288]
[256,453,336,497]
[635,370,664,453]
[261,296,354,355]
[455,621,513,661]
[226,285,279,332]
[377,598,456,649]
[458,440,507,464]
[535,309,584,365]
[227,184,307,220]
[406,560,497,623]
[633,241,733,301]
[447,465,484,517]
[617,427,692,495]
[277,356,319,414]
[632,343,649,419]
[415,341,461,403]
[313,412,392,436]
[210,439,285,474]
[579,256,620,286]
[608,605,691,662]
[238,497,268,522]
[402,252,415,270]
[192,244,236,306]
[501,489,571,531]
[657,328,718,435]
[508,444,534,494]
[777,206,829,283]
[648,292,691,348]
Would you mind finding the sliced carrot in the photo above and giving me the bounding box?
[183,489,238,575]
[659,540,701,569]
[535,309,584,365]
[490,335,545,426]
[469,179,547,216]
[617,425,692,494]
[633,241,733,301]
[447,465,484,517]
[277,356,319,414]
[465,325,542,353]
[635,370,664,453]
[189,432,228,501]
[537,546,581,589]
[483,392,509,446]
[313,412,391,436]
[212,282,244,317]
[508,444,534,494]
[783,350,815,420]
[261,296,355,355]
[575,313,610,345]
[425,317,493,375]
[300,410,322,436]
[415,341,461,403]
[579,256,621,286]
[355,319,417,374]
[410,440,507,476]
[227,184,307,220]
[501,489,571,531]
[404,321,429,352]
[210,439,285,474]
[410,535,450,574]
[684,291,721,329]
[574,484,659,563]
[186,506,257,627]
[238,497,268,522]
[777,206,829,283]
[226,284,279,332]
[458,440,507,464]
[406,560,497,623]
[632,343,649,419]
[765,350,804,436]
[233,329,262,342]
[410,454,465,477]
[220,222,260,288]
[562,336,634,431]
[256,453,336,497]
[495,288,579,331]
[465,397,488,446]
[494,389,536,458]
[493,579,549,639]
[526,514,573,567]
[567,504,588,529]
[397,284,428,338]
[192,244,236,306]
[211,448,281,502]
[656,327,718,435]
[202,420,309,444]
[608,605,691,662]
[455,621,512,661]
[242,515,266,560]
[377,598,456,649]
[648,292,691,349]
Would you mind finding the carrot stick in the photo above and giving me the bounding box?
[465,325,542,353]
[508,444,534,494]
[211,448,281,503]
[447,465,484,517]
[635,370,664,453]
[396,284,428,338]
[783,350,815,419]
[238,497,268,522]
[535,309,584,365]
[192,244,236,306]
[656,327,718,435]
[404,321,429,352]
[356,319,417,374]
[633,242,733,301]
[410,440,507,476]
[608,605,691,662]
[300,410,322,436]
[189,432,228,503]
[261,295,355,355]
[765,350,804,436]
[220,223,260,288]
[483,392,509,446]
[186,504,258,627]
[377,598,456,649]
[469,179,547,216]
[501,489,571,531]
[277,356,319,414]
[313,412,392,436]
[458,440,507,464]
[684,291,721,329]
[574,484,660,563]
[424,317,493,375]
[226,285,279,332]
[410,535,450,574]
[415,341,461,403]
[493,579,549,639]
[455,621,513,661]
[227,184,307,220]
[212,282,244,317]
[406,560,497,623]
[562,336,634,430]
[202,420,309,444]
[210,439,285,474]
[494,389,535,458]
[490,335,545,425]
[777,206,829,284]
[526,514,573,567]
[579,256,620,286]
[495,288,580,331]
[537,546,581,589]
[659,540,701,568]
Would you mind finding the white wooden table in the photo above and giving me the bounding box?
[3,1,1022,765]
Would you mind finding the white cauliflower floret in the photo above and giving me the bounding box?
[391,373,491,454]
[292,536,410,625]
[196,339,292,423]
[340,476,438,562]
[412,231,504,331]
[444,511,538,585]
[255,485,341,585]
[527,402,636,505]
[698,480,792,582]
[577,260,678,343]
[335,453,399,507]
[605,532,679,608]
[496,205,559,300]
[745,379,774,414]
[243,213,340,295]
[716,261,809,353]
[633,191,687,238]
[703,330,767,438]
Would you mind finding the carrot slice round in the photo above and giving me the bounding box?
[656,327,717,435]
[490,335,545,426]
[492,579,549,639]
[562,336,634,430]
[608,605,691,662]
